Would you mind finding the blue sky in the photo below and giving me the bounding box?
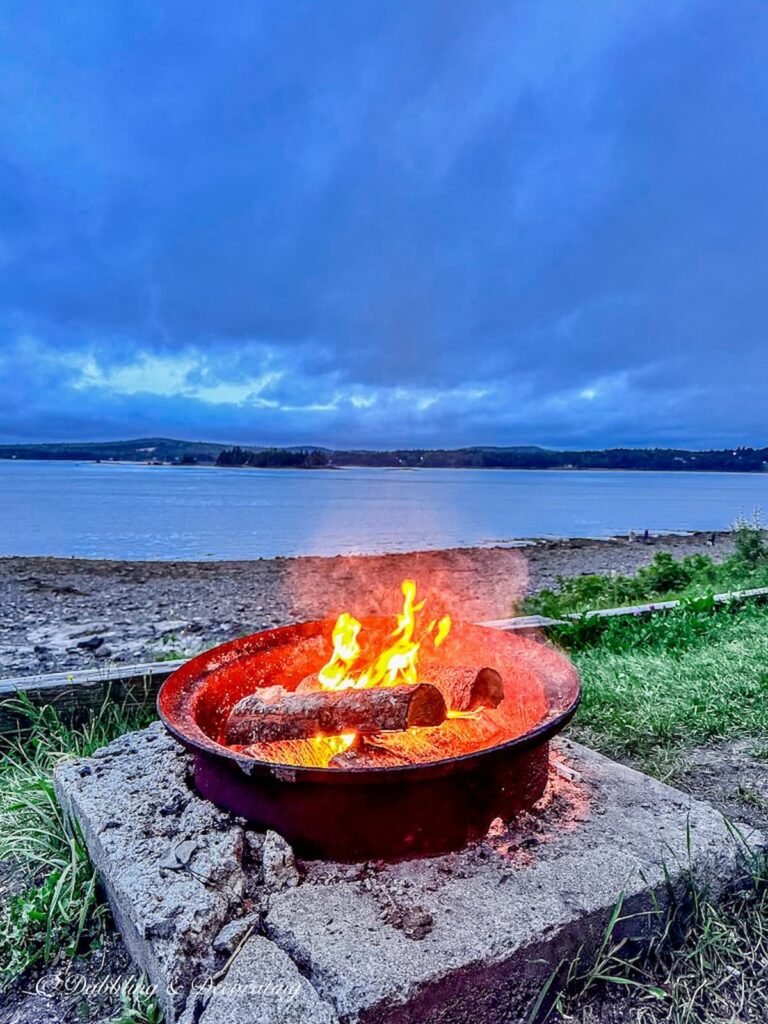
[1,0,766,449]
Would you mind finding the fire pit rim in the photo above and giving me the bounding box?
[157,618,581,784]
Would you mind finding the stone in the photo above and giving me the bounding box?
[55,725,766,1024]
[212,913,260,954]
[153,620,191,636]
[178,935,339,1024]
[157,839,198,872]
[77,635,105,650]
[262,830,300,892]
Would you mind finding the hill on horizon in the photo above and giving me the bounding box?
[1,437,767,473]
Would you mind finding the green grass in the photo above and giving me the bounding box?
[560,600,768,771]
[545,600,768,1021]
[0,697,155,991]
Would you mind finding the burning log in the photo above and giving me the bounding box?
[225,683,447,745]
[329,738,412,770]
[369,711,509,763]
[419,665,504,712]
[234,738,348,769]
[297,665,504,712]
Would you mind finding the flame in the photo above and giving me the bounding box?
[318,579,451,692]
[308,732,357,760]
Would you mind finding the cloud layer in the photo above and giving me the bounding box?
[1,0,766,448]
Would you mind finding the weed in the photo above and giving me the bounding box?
[552,852,768,1023]
[114,979,164,1024]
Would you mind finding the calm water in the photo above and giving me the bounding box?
[1,460,767,560]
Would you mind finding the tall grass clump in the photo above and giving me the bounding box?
[0,697,154,988]
[551,849,768,1023]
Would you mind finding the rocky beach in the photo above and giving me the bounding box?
[0,531,733,678]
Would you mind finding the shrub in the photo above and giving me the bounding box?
[635,551,693,593]
[733,512,768,567]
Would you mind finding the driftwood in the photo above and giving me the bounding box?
[225,682,446,745]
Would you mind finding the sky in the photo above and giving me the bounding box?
[0,0,766,450]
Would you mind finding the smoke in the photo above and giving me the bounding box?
[278,546,530,624]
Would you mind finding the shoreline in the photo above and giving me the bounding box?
[4,456,768,476]
[0,530,734,678]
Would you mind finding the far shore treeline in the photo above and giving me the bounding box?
[1,437,768,472]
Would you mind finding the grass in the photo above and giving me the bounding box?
[556,599,768,773]
[552,849,768,1023]
[0,697,155,992]
[542,599,768,1021]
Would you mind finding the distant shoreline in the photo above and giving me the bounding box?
[1,436,768,473]
[2,457,768,477]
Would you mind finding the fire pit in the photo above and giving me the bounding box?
[158,582,580,860]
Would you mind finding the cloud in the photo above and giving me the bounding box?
[0,0,766,447]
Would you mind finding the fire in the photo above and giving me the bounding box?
[318,579,451,692]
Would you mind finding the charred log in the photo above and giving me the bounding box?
[329,737,412,769]
[233,737,342,769]
[369,711,509,763]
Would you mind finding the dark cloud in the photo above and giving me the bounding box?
[0,0,766,447]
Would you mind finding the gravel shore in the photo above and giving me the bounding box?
[0,531,733,678]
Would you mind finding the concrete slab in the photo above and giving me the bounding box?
[55,726,763,1024]
[53,723,261,1020]
[266,739,762,1023]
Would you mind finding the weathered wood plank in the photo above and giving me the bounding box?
[481,586,768,631]
[0,660,184,735]
[566,585,768,621]
[478,614,566,630]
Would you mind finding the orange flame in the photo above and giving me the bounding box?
[318,579,451,691]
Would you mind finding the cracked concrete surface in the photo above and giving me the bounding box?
[54,723,763,1024]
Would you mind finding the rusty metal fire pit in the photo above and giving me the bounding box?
[158,618,580,861]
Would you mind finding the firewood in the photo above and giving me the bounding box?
[329,738,412,770]
[418,665,504,711]
[369,711,508,762]
[295,674,323,693]
[297,665,504,712]
[234,738,342,768]
[224,683,446,745]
